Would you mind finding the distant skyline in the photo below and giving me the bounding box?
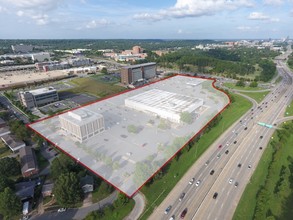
[0,0,292,39]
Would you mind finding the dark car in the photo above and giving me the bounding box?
[210,170,215,175]
[225,150,229,154]
[234,182,239,187]
[244,127,248,130]
[218,144,222,149]
[260,136,263,139]
[213,192,218,199]
[238,163,242,168]
[179,193,186,201]
[234,141,237,144]
[180,208,188,219]
[164,205,172,214]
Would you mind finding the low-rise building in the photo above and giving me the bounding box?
[11,44,33,53]
[19,146,39,178]
[31,52,50,62]
[15,181,35,201]
[0,127,11,137]
[18,87,59,109]
[59,109,105,143]
[1,134,25,152]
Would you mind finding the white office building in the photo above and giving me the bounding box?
[31,52,50,62]
[59,109,105,143]
[18,87,59,109]
[125,89,204,123]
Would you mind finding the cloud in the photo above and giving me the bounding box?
[0,0,65,25]
[0,6,8,13]
[248,12,269,20]
[237,26,259,31]
[248,12,280,22]
[177,29,183,34]
[263,0,284,5]
[85,19,111,29]
[134,0,254,21]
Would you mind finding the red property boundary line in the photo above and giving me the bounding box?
[27,74,231,198]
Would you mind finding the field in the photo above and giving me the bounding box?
[233,121,293,220]
[139,93,252,219]
[66,75,126,98]
[239,91,270,103]
[284,100,293,117]
[223,82,262,91]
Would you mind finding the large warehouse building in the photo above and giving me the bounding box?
[59,109,105,143]
[18,87,59,109]
[125,89,204,123]
[120,62,156,84]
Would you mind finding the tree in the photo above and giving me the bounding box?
[180,112,193,124]
[101,67,108,74]
[249,81,258,87]
[51,154,80,179]
[114,193,129,208]
[0,158,21,177]
[236,79,245,87]
[0,187,21,218]
[0,175,13,192]
[53,172,83,207]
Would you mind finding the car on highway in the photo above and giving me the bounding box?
[259,147,263,150]
[248,164,252,169]
[179,193,186,201]
[234,182,239,187]
[218,144,222,149]
[180,208,188,219]
[189,178,195,185]
[205,160,210,166]
[260,136,263,139]
[225,150,229,154]
[244,127,248,130]
[210,170,215,175]
[238,163,242,168]
[169,215,175,220]
[165,205,172,214]
[195,180,201,186]
[229,178,233,184]
[217,154,221,158]
[213,192,218,199]
[234,141,237,144]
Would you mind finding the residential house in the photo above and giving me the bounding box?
[19,146,39,177]
[80,175,94,193]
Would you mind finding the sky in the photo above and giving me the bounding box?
[0,0,292,39]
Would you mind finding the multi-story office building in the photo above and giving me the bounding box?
[120,62,156,84]
[59,109,105,143]
[18,87,59,109]
[11,44,33,53]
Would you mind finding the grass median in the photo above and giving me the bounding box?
[239,91,270,103]
[233,121,293,220]
[139,93,252,220]
[284,100,293,117]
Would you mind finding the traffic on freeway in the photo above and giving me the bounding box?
[150,46,293,220]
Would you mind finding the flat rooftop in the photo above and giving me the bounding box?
[29,75,229,197]
[22,87,56,96]
[122,62,156,69]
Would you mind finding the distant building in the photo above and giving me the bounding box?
[125,89,204,123]
[18,87,59,109]
[0,127,11,137]
[68,58,91,67]
[132,46,142,54]
[15,181,36,201]
[120,62,156,84]
[59,109,105,143]
[19,146,39,178]
[1,134,25,152]
[31,52,50,62]
[11,44,33,53]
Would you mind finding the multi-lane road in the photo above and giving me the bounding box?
[149,47,293,220]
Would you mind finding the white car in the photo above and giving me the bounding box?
[57,208,66,213]
[195,180,201,186]
[189,178,195,185]
[229,178,233,184]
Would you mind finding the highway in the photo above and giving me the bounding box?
[148,46,293,220]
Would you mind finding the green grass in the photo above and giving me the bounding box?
[0,142,11,158]
[85,200,135,220]
[223,82,262,91]
[92,188,113,203]
[284,100,293,117]
[239,91,270,103]
[233,121,293,220]
[65,75,126,98]
[139,94,252,220]
[275,76,283,84]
